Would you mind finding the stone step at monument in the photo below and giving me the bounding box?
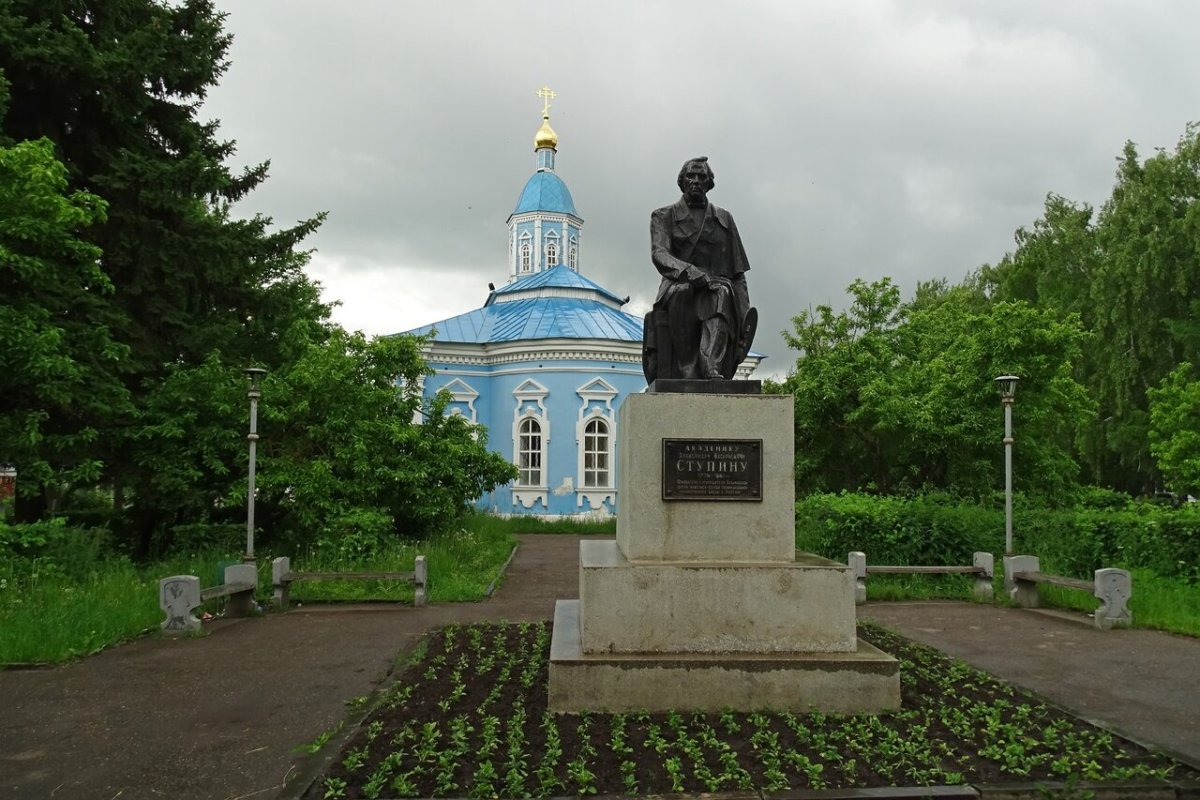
[550,600,901,714]
[578,539,857,654]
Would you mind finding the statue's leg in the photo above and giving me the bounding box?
[668,290,701,379]
[699,317,728,379]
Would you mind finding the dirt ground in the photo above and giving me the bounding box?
[1,535,1196,799]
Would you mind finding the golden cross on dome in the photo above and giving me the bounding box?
[536,85,557,117]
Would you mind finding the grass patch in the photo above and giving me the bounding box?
[0,520,518,664]
[311,621,1197,797]
[286,525,516,604]
[861,567,1200,637]
[0,550,243,664]
[861,573,981,602]
[1034,568,1200,637]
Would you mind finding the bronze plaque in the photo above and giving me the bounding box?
[662,438,763,501]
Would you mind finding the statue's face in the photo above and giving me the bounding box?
[682,163,710,203]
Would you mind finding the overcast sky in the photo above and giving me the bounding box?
[203,0,1200,378]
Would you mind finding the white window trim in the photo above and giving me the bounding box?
[512,379,549,509]
[574,377,617,509]
[519,231,533,272]
[440,378,479,423]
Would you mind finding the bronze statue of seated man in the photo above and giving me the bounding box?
[643,157,756,383]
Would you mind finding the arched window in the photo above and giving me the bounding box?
[582,418,609,488]
[544,230,560,268]
[518,418,543,486]
[568,236,578,270]
[519,231,532,272]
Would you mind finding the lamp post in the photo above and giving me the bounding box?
[244,367,267,564]
[995,375,1019,555]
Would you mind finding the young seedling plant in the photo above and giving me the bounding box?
[308,620,1196,797]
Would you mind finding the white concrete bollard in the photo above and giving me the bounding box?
[159,575,201,634]
[223,563,257,617]
[848,551,867,605]
[1003,554,1040,608]
[972,551,995,602]
[1094,568,1133,629]
[272,556,291,609]
[414,555,428,607]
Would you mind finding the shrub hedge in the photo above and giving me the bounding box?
[795,492,1200,580]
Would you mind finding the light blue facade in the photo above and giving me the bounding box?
[401,111,646,517]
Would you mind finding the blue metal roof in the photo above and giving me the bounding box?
[407,296,643,344]
[490,266,624,305]
[511,172,578,216]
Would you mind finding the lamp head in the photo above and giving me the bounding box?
[245,367,267,393]
[995,375,1019,400]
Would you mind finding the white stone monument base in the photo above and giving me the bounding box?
[579,539,857,654]
[550,600,900,714]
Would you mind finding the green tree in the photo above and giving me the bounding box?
[986,123,1200,492]
[0,1,330,535]
[1148,364,1200,497]
[779,278,1091,499]
[781,278,905,492]
[127,327,518,555]
[1086,128,1200,491]
[0,134,131,505]
[899,283,1092,499]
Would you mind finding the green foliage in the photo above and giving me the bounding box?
[288,524,516,604]
[796,492,1200,581]
[251,328,517,550]
[1017,503,1200,581]
[0,519,113,580]
[796,492,1001,565]
[986,123,1200,492]
[118,327,517,555]
[0,517,519,663]
[0,136,131,497]
[780,278,1091,499]
[0,0,331,535]
[1147,364,1200,496]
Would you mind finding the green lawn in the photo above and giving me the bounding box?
[0,519,519,665]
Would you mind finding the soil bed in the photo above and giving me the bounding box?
[307,621,1198,798]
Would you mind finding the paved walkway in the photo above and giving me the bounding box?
[1,535,1197,800]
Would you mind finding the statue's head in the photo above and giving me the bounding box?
[677,157,715,195]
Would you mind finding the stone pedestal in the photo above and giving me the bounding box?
[548,391,900,714]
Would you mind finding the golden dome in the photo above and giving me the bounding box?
[534,115,558,150]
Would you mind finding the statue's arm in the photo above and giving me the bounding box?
[650,208,703,284]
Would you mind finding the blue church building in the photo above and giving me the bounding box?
[405,94,761,516]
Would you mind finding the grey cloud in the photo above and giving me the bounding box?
[206,0,1200,375]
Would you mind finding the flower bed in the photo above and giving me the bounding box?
[309,621,1196,798]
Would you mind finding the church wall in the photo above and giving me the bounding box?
[423,357,645,517]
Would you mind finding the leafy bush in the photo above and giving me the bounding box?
[159,523,245,557]
[1019,504,1200,580]
[0,519,113,579]
[795,492,1000,565]
[796,492,1200,581]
